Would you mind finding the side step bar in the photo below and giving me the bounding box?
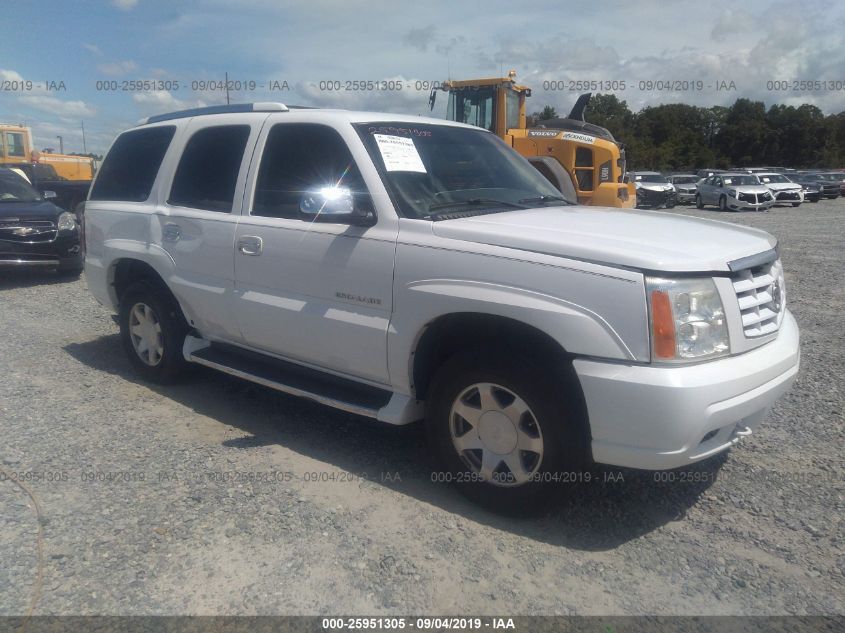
[183,337,392,419]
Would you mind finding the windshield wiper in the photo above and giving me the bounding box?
[426,198,528,215]
[518,194,572,205]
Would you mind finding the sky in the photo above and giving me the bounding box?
[1,0,844,155]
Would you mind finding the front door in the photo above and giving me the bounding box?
[233,121,396,385]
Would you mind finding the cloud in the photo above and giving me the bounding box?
[132,90,207,114]
[403,25,436,52]
[18,95,97,119]
[0,68,26,82]
[97,60,138,75]
[112,0,139,9]
[83,43,103,56]
[710,9,756,41]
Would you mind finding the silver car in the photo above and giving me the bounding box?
[695,172,774,212]
[667,174,699,204]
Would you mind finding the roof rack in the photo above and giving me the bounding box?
[138,102,299,125]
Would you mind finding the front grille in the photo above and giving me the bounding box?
[776,191,800,200]
[738,192,756,203]
[0,220,57,243]
[731,259,784,338]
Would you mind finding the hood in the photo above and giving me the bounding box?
[0,200,63,221]
[430,206,777,273]
[730,185,771,194]
[763,182,801,191]
[636,182,673,192]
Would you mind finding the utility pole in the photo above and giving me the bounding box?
[225,71,230,105]
[81,121,87,154]
[57,135,64,154]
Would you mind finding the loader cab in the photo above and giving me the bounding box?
[442,72,528,141]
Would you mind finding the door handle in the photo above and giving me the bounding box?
[238,236,263,256]
[162,223,181,242]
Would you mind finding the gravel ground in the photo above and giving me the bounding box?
[0,198,843,617]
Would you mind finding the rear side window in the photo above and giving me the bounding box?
[169,125,251,212]
[90,126,175,202]
[252,123,368,219]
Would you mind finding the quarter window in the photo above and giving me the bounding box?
[90,126,176,202]
[169,125,250,212]
[252,123,368,219]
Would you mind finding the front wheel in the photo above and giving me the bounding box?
[425,350,586,514]
[695,194,704,209]
[719,195,728,211]
[119,282,191,384]
[792,202,801,207]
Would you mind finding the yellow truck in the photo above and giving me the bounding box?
[435,72,635,207]
[1,124,94,211]
[1,124,95,181]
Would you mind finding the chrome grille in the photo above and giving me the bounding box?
[732,259,784,337]
[0,220,57,243]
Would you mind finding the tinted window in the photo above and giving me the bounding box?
[169,125,250,212]
[252,124,368,219]
[90,126,176,202]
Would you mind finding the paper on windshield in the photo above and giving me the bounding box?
[373,134,427,173]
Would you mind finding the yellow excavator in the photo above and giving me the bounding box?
[432,71,635,207]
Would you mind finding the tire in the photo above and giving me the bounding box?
[695,194,704,209]
[119,281,191,384]
[792,202,801,207]
[665,201,675,209]
[425,349,586,514]
[718,195,728,211]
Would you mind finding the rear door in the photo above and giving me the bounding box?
[154,115,261,342]
[233,120,397,384]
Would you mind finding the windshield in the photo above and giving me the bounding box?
[670,176,697,184]
[354,122,568,219]
[722,175,760,186]
[758,174,790,183]
[0,170,42,202]
[634,174,668,183]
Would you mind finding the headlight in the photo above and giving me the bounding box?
[727,189,737,198]
[646,276,730,362]
[57,212,77,232]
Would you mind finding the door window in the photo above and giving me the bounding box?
[252,123,369,219]
[169,125,250,212]
[6,132,26,157]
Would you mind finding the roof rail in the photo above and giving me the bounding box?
[138,102,290,125]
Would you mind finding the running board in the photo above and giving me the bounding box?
[183,337,393,419]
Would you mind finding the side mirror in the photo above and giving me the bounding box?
[42,190,57,200]
[299,187,373,225]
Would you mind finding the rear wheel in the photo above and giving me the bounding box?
[119,282,190,384]
[425,350,586,514]
[695,194,704,209]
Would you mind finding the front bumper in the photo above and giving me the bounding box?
[728,196,774,211]
[574,310,800,470]
[675,190,697,203]
[772,190,804,204]
[0,231,83,270]
[636,188,675,207]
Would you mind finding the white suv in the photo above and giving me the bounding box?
[84,103,800,513]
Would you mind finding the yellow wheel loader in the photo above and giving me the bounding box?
[432,72,635,207]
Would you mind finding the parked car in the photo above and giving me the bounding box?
[755,172,804,207]
[667,174,699,204]
[823,172,845,197]
[84,104,800,513]
[695,173,774,211]
[631,171,676,208]
[795,172,840,199]
[0,167,83,275]
[788,175,822,203]
[696,169,725,179]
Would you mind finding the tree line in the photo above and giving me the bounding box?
[531,96,845,171]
